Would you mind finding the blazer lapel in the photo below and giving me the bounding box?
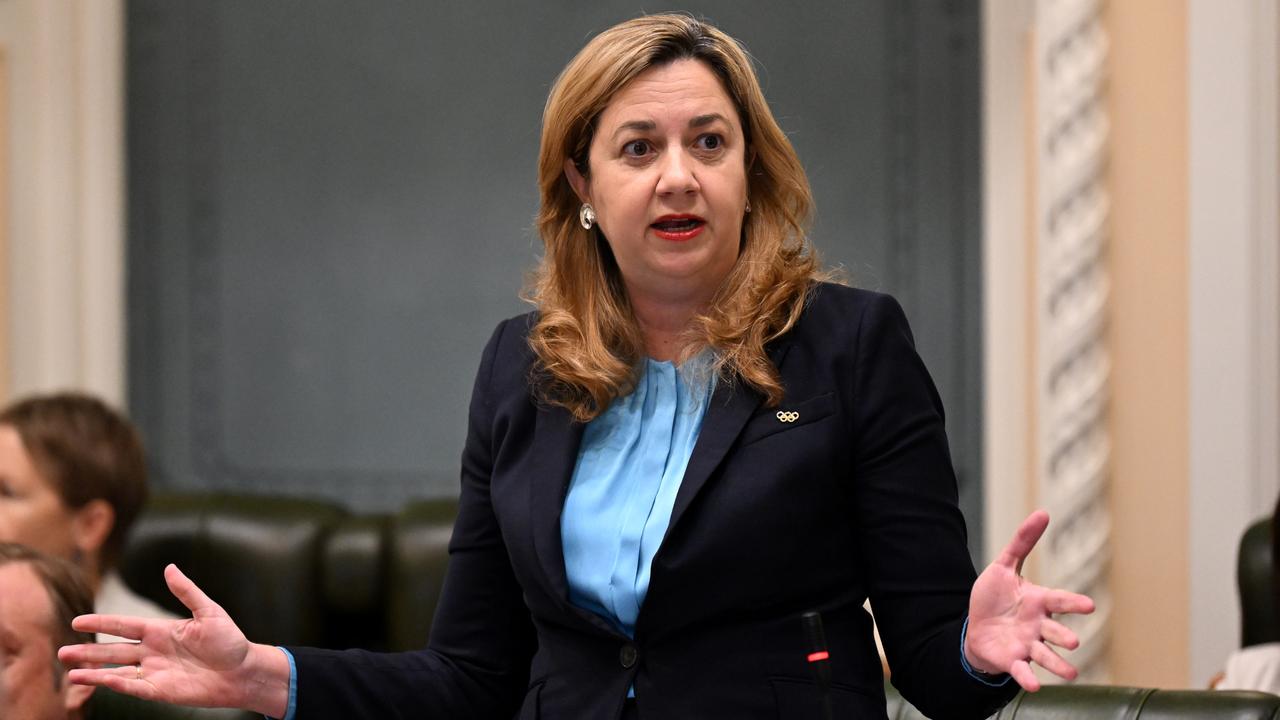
[665,340,794,536]
[527,402,622,636]
[528,403,581,603]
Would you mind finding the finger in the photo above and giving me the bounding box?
[1031,641,1078,680]
[71,614,149,641]
[164,564,220,617]
[67,667,123,688]
[1040,618,1079,650]
[1044,589,1095,615]
[67,666,158,700]
[58,641,145,667]
[1009,658,1041,692]
[995,510,1050,573]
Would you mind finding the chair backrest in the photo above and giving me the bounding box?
[887,683,1280,720]
[118,491,457,651]
[1240,516,1279,648]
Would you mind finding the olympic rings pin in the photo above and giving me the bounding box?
[776,411,799,423]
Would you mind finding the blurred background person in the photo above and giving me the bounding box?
[1214,493,1280,693]
[0,392,174,633]
[0,541,97,720]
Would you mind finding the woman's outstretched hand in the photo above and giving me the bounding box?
[964,510,1096,692]
[57,564,292,718]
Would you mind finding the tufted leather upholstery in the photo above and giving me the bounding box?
[1239,516,1278,648]
[88,492,457,719]
[886,683,1280,720]
[117,492,456,651]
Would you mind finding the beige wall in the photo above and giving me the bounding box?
[0,0,125,405]
[0,48,8,404]
[1186,0,1280,686]
[1104,0,1191,688]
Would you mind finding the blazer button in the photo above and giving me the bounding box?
[619,644,638,669]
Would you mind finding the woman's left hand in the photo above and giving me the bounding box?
[964,510,1095,691]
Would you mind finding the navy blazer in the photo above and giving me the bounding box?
[290,283,1018,719]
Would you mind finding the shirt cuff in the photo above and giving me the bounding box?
[959,616,1013,687]
[263,646,298,720]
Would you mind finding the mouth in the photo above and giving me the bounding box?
[650,215,706,241]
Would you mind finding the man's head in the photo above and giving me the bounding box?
[0,542,95,720]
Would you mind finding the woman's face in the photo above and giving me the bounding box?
[0,426,78,561]
[567,59,749,308]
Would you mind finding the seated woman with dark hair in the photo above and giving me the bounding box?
[0,392,176,636]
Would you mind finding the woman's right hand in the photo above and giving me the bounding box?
[57,564,292,718]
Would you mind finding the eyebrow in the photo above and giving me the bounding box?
[611,120,656,141]
[689,113,729,128]
[609,113,732,141]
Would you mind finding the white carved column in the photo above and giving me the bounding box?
[1033,0,1112,683]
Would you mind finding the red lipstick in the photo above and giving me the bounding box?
[650,214,706,241]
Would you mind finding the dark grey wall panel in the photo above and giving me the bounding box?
[127,1,985,558]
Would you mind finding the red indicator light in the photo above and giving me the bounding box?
[807,651,830,663]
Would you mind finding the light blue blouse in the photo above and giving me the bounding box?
[560,355,715,638]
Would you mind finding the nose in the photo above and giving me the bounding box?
[655,148,699,197]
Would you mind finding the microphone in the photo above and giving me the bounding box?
[801,611,834,720]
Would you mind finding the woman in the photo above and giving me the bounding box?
[0,392,175,639]
[60,14,1092,720]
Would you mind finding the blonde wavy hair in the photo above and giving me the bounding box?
[528,13,820,422]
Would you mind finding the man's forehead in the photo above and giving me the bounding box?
[0,562,53,636]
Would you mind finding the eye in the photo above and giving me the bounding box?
[695,134,724,151]
[622,139,652,158]
[0,478,14,498]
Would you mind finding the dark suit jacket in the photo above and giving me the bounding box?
[290,284,1018,719]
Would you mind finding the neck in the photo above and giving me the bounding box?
[77,556,104,598]
[628,289,708,362]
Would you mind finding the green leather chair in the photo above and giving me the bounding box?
[1239,516,1278,648]
[886,683,1280,720]
[117,492,456,651]
[96,492,457,719]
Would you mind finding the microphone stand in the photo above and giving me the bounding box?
[801,611,834,720]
